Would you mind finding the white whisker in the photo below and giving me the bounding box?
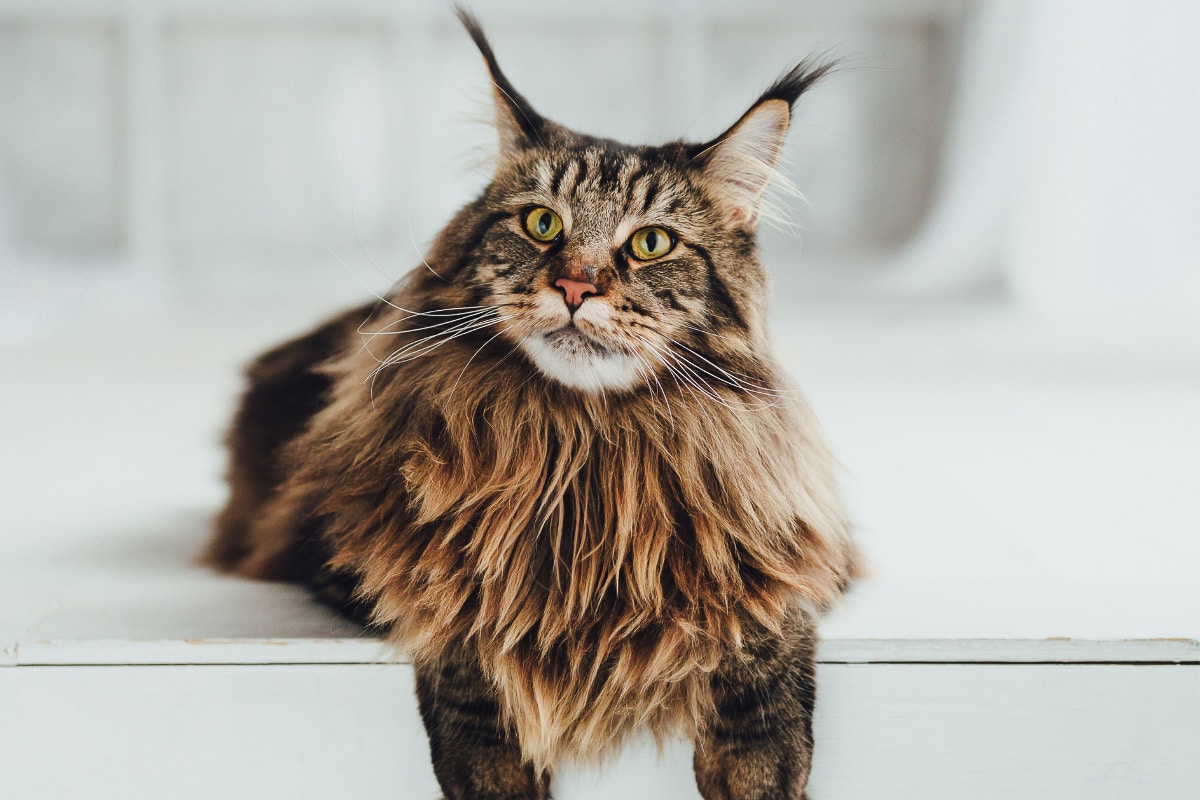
[376,314,507,372]
[634,334,779,413]
[449,326,513,399]
[364,308,511,396]
[361,307,494,340]
[633,334,723,410]
[628,348,674,432]
[664,336,790,398]
[407,207,448,283]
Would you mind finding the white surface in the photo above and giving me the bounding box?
[0,297,1196,797]
[1,663,1195,799]
[0,297,1196,651]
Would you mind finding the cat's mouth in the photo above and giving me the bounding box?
[519,323,643,392]
[542,323,611,355]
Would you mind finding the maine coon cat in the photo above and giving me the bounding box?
[207,10,854,799]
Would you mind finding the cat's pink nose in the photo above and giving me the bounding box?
[554,278,599,313]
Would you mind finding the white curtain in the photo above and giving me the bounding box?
[889,0,1199,357]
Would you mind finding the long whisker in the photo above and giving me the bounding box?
[376,313,509,372]
[371,316,491,370]
[367,313,511,401]
[633,334,728,411]
[664,336,792,398]
[408,207,448,283]
[365,310,510,394]
[627,348,674,432]
[676,321,739,344]
[359,304,494,337]
[362,307,495,340]
[666,350,781,410]
[635,334,778,412]
[449,326,513,399]
[357,304,498,364]
[659,356,718,411]
[653,343,788,407]
[309,230,418,323]
[359,310,494,369]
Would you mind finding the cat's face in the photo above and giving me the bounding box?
[464,142,762,393]
[418,14,830,395]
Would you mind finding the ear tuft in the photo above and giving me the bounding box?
[696,58,836,229]
[757,57,837,109]
[455,6,545,158]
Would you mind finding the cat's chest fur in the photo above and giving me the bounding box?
[283,330,850,766]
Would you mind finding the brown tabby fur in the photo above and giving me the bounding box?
[208,9,854,797]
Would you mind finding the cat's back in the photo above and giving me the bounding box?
[204,300,378,578]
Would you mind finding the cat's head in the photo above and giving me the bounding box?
[415,10,831,395]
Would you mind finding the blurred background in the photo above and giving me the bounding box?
[0,0,1192,360]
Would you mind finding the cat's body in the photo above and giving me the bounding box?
[208,11,854,799]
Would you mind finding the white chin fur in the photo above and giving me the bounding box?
[520,332,643,393]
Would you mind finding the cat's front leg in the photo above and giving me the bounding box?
[414,647,550,800]
[693,609,818,800]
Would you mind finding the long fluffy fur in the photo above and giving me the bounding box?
[208,12,854,780]
[227,285,851,770]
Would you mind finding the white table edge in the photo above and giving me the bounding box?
[2,637,1196,667]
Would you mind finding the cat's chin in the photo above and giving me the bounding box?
[520,327,643,393]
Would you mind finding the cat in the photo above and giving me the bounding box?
[206,9,855,800]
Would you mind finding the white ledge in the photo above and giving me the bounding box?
[3,636,1195,668]
[2,301,1196,685]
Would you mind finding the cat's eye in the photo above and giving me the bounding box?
[629,227,674,261]
[523,207,563,242]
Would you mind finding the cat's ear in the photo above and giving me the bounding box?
[695,59,834,230]
[457,8,546,160]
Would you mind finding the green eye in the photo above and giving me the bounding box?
[523,207,563,242]
[629,227,674,260]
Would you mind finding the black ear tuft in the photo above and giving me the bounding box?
[754,56,838,110]
[690,56,836,230]
[455,6,545,152]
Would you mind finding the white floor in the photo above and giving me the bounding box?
[0,295,1197,798]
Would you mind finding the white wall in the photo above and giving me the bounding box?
[886,0,1199,366]
[0,0,967,300]
[1,0,1195,367]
